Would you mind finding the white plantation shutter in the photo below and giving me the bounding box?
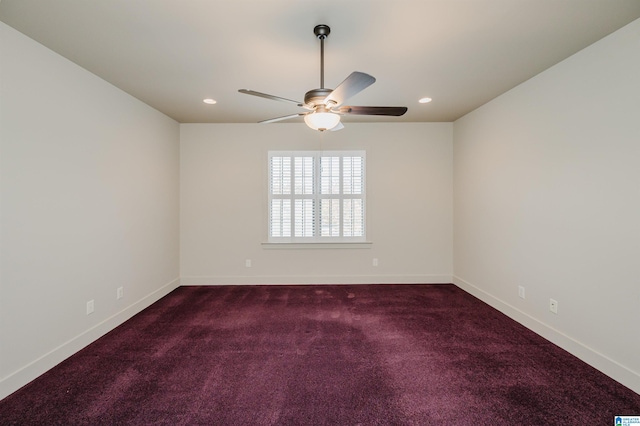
[269,156,292,237]
[341,156,364,237]
[269,151,365,242]
[270,199,291,237]
[343,198,364,237]
[294,198,314,237]
[293,156,315,237]
[320,198,340,237]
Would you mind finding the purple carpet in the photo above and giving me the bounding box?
[1,284,639,425]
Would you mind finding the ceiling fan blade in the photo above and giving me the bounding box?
[239,89,303,107]
[259,113,307,124]
[337,106,408,116]
[330,122,345,132]
[324,72,375,107]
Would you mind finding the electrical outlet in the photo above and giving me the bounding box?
[245,259,252,268]
[373,258,379,267]
[518,286,525,299]
[549,298,558,314]
[117,287,124,300]
[86,300,95,315]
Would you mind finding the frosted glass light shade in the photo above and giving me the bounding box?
[304,112,341,131]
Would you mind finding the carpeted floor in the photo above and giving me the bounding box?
[1,284,639,425]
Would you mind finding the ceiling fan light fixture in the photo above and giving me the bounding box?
[304,111,341,131]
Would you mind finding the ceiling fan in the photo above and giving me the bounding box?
[239,24,408,131]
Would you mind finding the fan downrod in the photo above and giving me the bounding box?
[313,24,331,93]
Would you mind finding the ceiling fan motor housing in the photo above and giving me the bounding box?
[304,88,333,109]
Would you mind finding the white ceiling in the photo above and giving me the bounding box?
[2,0,640,124]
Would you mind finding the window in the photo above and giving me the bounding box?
[268,151,366,243]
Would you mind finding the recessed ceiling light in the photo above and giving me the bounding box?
[203,98,217,104]
[419,97,432,104]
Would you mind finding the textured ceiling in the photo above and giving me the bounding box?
[2,0,640,124]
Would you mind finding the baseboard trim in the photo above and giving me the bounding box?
[0,277,181,400]
[180,274,453,286]
[452,275,640,394]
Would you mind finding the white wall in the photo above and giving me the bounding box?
[181,122,453,285]
[0,22,180,399]
[453,19,640,393]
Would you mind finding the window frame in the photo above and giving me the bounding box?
[267,150,366,244]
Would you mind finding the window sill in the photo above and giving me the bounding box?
[262,242,373,250]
